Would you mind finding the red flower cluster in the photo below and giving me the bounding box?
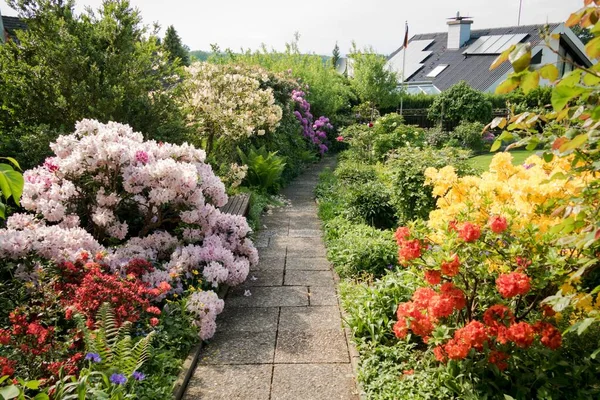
[394,284,466,341]
[488,350,510,370]
[458,222,481,242]
[489,215,508,234]
[424,270,441,285]
[46,352,83,376]
[534,321,562,350]
[63,264,153,326]
[440,254,461,277]
[125,259,155,278]
[496,272,531,298]
[507,322,535,348]
[0,357,16,377]
[441,320,489,360]
[395,227,422,264]
[6,311,55,356]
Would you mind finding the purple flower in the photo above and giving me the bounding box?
[387,264,394,270]
[132,371,145,381]
[523,163,534,170]
[85,352,101,363]
[110,373,127,385]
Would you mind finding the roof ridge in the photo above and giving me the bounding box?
[412,22,562,37]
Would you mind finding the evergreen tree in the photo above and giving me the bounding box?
[163,25,190,66]
[571,25,593,45]
[331,42,340,69]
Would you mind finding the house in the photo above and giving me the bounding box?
[386,14,592,94]
[0,8,26,44]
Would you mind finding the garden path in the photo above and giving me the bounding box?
[184,157,359,399]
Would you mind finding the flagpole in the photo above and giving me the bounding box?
[400,21,407,116]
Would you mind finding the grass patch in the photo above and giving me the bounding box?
[468,149,535,171]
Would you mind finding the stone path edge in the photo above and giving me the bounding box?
[173,284,230,400]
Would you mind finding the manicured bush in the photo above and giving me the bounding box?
[324,217,397,278]
[385,147,475,223]
[428,81,493,126]
[451,121,486,152]
[343,180,397,229]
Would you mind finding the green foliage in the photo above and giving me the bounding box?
[0,157,24,219]
[349,46,399,110]
[163,25,190,66]
[424,127,452,148]
[340,116,425,162]
[324,217,397,278]
[0,0,188,168]
[385,147,475,223]
[214,36,355,119]
[451,121,486,151]
[237,146,286,193]
[333,160,377,185]
[343,180,397,229]
[428,81,493,126]
[81,304,155,377]
[331,42,341,69]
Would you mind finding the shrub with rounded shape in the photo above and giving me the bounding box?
[428,81,492,126]
[0,119,258,339]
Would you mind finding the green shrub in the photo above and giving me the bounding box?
[343,181,396,229]
[237,146,286,193]
[428,81,492,126]
[333,160,378,185]
[451,121,486,152]
[424,127,452,148]
[324,217,397,278]
[386,147,475,223]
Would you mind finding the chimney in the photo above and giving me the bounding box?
[447,12,473,50]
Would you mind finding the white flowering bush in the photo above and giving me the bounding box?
[0,119,258,340]
[181,62,283,155]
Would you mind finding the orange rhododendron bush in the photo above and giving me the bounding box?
[391,152,591,373]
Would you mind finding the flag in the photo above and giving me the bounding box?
[403,22,409,48]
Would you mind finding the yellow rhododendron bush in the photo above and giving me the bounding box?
[425,152,589,238]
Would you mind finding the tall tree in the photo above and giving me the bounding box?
[571,24,593,44]
[331,42,340,69]
[0,0,187,168]
[163,25,190,66]
[349,45,399,114]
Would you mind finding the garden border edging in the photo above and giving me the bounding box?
[172,283,230,400]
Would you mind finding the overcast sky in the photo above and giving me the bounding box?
[0,0,578,56]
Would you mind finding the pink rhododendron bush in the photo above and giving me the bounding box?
[0,119,257,384]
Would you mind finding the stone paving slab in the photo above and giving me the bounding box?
[271,364,358,400]
[285,270,334,287]
[185,364,272,400]
[242,269,284,287]
[199,331,276,365]
[226,286,309,307]
[286,257,330,270]
[309,286,339,306]
[216,307,279,333]
[185,158,357,399]
[288,229,322,237]
[278,306,342,331]
[275,329,349,363]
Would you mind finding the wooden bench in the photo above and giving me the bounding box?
[220,193,251,216]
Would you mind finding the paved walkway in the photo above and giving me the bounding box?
[184,158,359,400]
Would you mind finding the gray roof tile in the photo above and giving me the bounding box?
[390,23,560,91]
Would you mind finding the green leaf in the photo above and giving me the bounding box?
[490,140,502,152]
[0,157,21,171]
[551,86,584,111]
[585,36,600,59]
[521,71,539,94]
[559,133,588,152]
[0,385,20,399]
[0,202,5,219]
[504,395,516,400]
[583,71,600,86]
[24,381,40,390]
[526,137,539,151]
[508,43,531,73]
[490,45,515,70]
[578,318,596,335]
[539,64,559,82]
[33,395,49,400]
[543,152,554,162]
[0,169,24,206]
[495,76,520,94]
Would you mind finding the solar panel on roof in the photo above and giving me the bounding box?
[463,33,528,54]
[387,39,434,81]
